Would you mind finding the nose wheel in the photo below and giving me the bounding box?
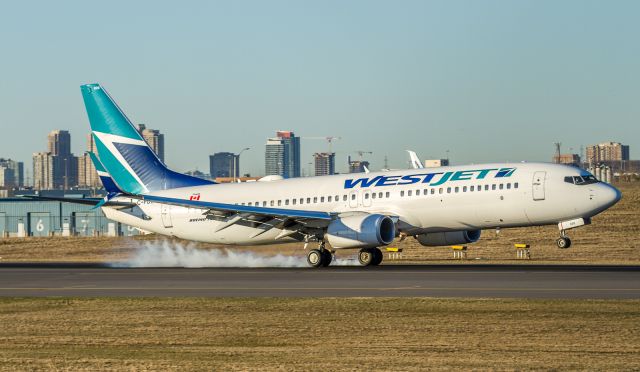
[556,236,572,249]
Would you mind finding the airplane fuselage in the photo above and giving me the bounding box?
[102,162,620,247]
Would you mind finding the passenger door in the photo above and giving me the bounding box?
[532,171,546,201]
[161,204,173,228]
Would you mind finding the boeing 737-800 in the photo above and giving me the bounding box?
[58,84,622,267]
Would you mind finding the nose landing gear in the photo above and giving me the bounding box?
[556,231,572,249]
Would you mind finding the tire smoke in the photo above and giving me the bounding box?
[112,240,358,268]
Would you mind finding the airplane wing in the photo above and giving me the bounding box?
[21,195,137,208]
[141,194,335,239]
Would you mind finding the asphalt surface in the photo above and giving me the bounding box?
[1,264,639,298]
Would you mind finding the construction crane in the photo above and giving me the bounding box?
[352,150,373,159]
[302,136,342,153]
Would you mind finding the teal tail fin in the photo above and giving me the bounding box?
[81,84,214,194]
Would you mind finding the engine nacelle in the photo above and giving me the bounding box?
[415,230,481,247]
[326,214,396,249]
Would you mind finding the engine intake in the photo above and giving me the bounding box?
[326,214,396,249]
[415,230,481,247]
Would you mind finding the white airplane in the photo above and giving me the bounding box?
[66,84,622,267]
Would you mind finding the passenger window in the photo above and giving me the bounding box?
[248,202,252,206]
[506,183,511,189]
[364,193,369,199]
[447,187,451,193]
[320,196,325,203]
[492,184,496,190]
[299,198,304,204]
[263,201,267,207]
[343,195,348,201]
[431,189,435,195]
[498,184,503,190]
[484,185,489,191]
[408,190,412,196]
[372,193,377,199]
[285,199,289,205]
[514,182,519,189]
[470,186,474,192]
[313,197,318,203]
[292,199,297,205]
[454,187,459,193]
[335,195,339,201]
[307,198,311,204]
[379,192,383,198]
[439,188,443,194]
[386,192,390,198]
[416,189,420,196]
[424,189,428,195]
[270,200,274,206]
[328,196,332,202]
[463,186,467,192]
[400,191,405,197]
[278,200,282,206]
[351,194,356,200]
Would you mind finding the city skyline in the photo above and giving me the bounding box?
[0,1,637,177]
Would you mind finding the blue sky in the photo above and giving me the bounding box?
[0,0,638,177]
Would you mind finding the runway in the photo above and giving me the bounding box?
[1,264,639,298]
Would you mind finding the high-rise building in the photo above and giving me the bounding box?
[0,166,14,188]
[138,124,165,163]
[33,152,54,190]
[586,142,630,164]
[0,158,24,187]
[40,130,78,189]
[48,130,71,157]
[348,156,370,173]
[77,134,101,188]
[313,152,335,176]
[209,152,239,178]
[265,131,300,178]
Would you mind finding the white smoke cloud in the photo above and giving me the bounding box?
[113,240,358,268]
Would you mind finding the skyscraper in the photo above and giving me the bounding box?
[138,124,165,163]
[586,142,630,164]
[313,152,335,176]
[209,152,239,179]
[265,131,300,178]
[77,134,101,188]
[46,130,77,189]
[48,130,71,157]
[0,158,24,188]
[33,152,54,190]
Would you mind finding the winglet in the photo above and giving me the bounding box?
[407,150,424,169]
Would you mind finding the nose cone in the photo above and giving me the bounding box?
[600,183,622,210]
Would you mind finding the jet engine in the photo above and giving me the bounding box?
[326,214,396,249]
[415,230,481,246]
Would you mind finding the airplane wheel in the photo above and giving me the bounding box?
[321,250,333,267]
[372,248,383,266]
[307,249,323,268]
[556,237,571,249]
[358,248,374,266]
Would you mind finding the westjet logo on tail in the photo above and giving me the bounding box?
[344,168,516,189]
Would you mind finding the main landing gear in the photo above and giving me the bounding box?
[307,241,333,268]
[358,248,383,266]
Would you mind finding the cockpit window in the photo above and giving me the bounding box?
[564,175,599,185]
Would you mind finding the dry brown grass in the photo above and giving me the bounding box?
[0,183,639,264]
[0,297,638,371]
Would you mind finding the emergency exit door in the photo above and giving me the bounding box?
[532,171,546,201]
